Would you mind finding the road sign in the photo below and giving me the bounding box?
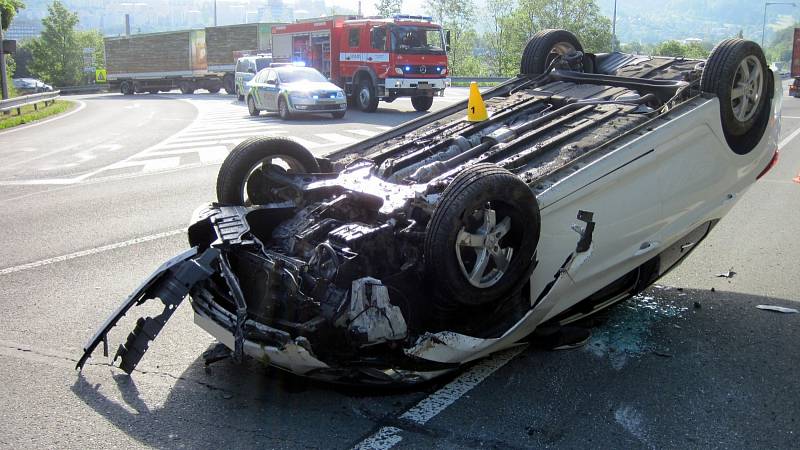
[95,69,107,83]
[2,39,15,54]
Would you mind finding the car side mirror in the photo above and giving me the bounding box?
[266,79,276,86]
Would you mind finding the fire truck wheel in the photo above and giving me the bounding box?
[356,79,379,112]
[331,111,346,119]
[279,97,293,120]
[247,96,260,117]
[411,96,434,112]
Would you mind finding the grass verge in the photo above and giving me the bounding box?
[0,100,74,130]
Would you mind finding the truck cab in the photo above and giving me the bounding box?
[271,15,451,113]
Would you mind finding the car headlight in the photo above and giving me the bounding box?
[394,67,404,75]
[336,91,344,99]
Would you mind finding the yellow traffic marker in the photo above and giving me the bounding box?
[466,81,488,122]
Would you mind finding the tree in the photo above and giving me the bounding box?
[508,0,612,54]
[1,0,24,31]
[425,0,481,76]
[483,0,515,76]
[375,0,402,16]
[653,40,686,57]
[652,40,710,59]
[27,1,82,86]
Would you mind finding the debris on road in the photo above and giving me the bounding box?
[716,268,737,278]
[755,305,799,314]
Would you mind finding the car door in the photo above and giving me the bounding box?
[264,69,280,111]
[249,70,265,108]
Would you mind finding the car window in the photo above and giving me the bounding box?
[255,58,272,71]
[371,27,387,50]
[348,28,360,47]
[266,70,278,84]
[276,67,327,83]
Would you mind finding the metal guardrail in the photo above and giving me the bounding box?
[0,91,60,115]
[450,76,511,84]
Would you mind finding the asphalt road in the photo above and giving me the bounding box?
[0,85,798,449]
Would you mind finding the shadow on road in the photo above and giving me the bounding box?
[71,287,799,448]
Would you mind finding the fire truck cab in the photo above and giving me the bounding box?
[271,15,451,112]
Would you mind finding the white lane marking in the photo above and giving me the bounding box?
[156,130,286,145]
[0,228,185,276]
[317,133,357,145]
[351,345,526,450]
[352,427,403,450]
[779,125,800,148]
[142,156,182,172]
[780,115,800,119]
[0,99,86,136]
[346,129,380,137]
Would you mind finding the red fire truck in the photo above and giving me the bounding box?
[271,15,451,112]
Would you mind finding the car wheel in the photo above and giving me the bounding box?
[148,89,159,94]
[207,86,221,94]
[425,163,540,306]
[411,96,433,112]
[279,97,293,120]
[179,82,195,95]
[520,29,585,75]
[356,79,379,112]
[701,38,770,154]
[331,111,346,119]
[216,136,321,205]
[247,96,260,116]
[120,81,134,95]
[223,74,235,95]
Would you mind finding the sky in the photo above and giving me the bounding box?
[325,0,427,16]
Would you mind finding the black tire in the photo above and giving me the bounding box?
[331,111,346,119]
[411,96,434,112]
[216,137,320,205]
[207,86,221,94]
[278,97,292,120]
[247,96,260,116]
[179,82,195,95]
[223,74,235,95]
[520,29,584,75]
[701,39,770,154]
[148,89,159,94]
[425,163,540,306]
[120,81,134,96]
[356,79,379,112]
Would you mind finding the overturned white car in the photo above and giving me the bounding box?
[78,31,780,384]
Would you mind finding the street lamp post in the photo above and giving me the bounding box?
[0,8,8,101]
[762,1,797,47]
[612,0,617,51]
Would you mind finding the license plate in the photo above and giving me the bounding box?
[418,82,431,90]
